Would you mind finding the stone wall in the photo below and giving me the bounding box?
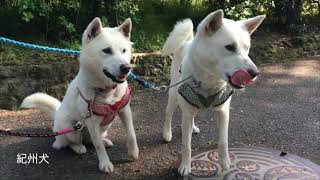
[0,62,78,109]
[0,54,171,110]
[0,34,319,110]
[250,34,320,64]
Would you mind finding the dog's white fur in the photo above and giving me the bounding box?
[21,17,139,173]
[162,10,265,176]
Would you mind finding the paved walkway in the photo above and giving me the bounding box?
[0,58,319,179]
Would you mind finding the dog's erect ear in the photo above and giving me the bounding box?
[198,9,224,36]
[240,15,266,35]
[83,17,102,43]
[118,18,132,38]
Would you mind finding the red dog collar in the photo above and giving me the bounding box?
[78,87,131,126]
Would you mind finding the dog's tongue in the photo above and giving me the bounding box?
[230,70,253,86]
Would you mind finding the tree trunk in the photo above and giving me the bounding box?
[316,0,320,15]
[93,0,102,18]
[273,0,285,28]
[208,0,226,10]
[287,0,304,32]
[273,0,304,33]
[104,0,118,26]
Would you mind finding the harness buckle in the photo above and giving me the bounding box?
[85,109,93,118]
[153,86,168,92]
[73,122,84,131]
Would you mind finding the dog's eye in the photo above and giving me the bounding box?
[225,44,236,52]
[122,48,126,53]
[102,47,113,54]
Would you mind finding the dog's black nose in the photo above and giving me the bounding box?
[247,69,260,78]
[120,64,131,74]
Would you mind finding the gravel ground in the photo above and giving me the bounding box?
[0,58,319,180]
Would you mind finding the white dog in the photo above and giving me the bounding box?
[162,10,265,176]
[21,17,139,173]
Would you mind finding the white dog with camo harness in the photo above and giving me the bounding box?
[162,10,265,176]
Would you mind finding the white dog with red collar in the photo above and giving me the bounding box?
[162,10,265,176]
[21,17,139,173]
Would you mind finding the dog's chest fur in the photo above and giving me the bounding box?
[95,88,125,104]
[180,56,226,97]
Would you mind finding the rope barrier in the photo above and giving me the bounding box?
[0,36,158,89]
[0,37,80,55]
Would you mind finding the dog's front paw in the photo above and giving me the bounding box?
[178,161,191,176]
[192,125,200,134]
[102,137,114,147]
[99,160,114,173]
[69,144,87,154]
[128,146,139,160]
[52,140,67,150]
[162,130,172,142]
[220,156,231,171]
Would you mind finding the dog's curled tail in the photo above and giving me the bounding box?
[21,93,61,119]
[162,19,193,58]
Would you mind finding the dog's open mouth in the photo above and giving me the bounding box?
[228,79,245,89]
[228,70,254,89]
[103,69,127,83]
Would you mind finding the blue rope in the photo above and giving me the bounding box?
[0,37,80,55]
[0,36,156,89]
[128,72,153,89]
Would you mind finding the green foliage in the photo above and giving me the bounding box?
[0,0,81,40]
[303,0,320,15]
[132,31,166,52]
[116,0,141,22]
[0,0,319,53]
[58,16,76,34]
[17,0,51,21]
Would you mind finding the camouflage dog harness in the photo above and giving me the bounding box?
[178,80,234,109]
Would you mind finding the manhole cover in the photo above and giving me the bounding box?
[189,146,320,180]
